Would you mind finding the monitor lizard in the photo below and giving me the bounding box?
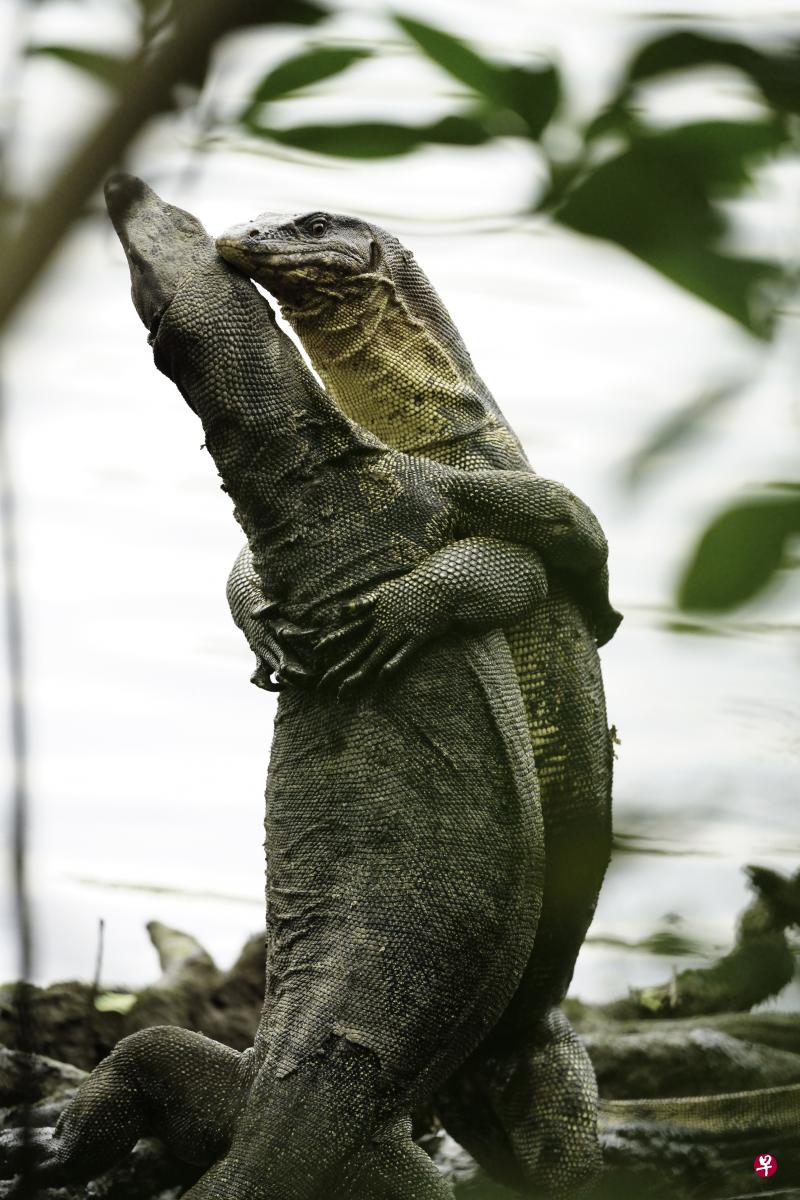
[217,208,621,1195]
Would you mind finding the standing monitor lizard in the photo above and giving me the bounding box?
[216,210,621,1195]
[7,176,616,1200]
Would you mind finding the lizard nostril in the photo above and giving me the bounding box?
[248,228,259,238]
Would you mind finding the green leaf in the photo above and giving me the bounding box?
[245,46,372,111]
[678,489,800,611]
[265,121,419,157]
[626,31,763,88]
[395,16,500,98]
[651,119,788,193]
[553,120,788,334]
[94,991,137,1014]
[396,16,559,139]
[27,44,127,87]
[211,0,327,33]
[646,246,781,338]
[587,928,708,956]
[497,63,560,139]
[249,115,490,158]
[425,114,491,147]
[624,30,800,116]
[624,379,745,488]
[255,0,331,28]
[557,119,785,242]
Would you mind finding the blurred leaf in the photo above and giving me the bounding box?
[396,16,560,139]
[553,120,787,334]
[623,30,800,115]
[662,616,726,637]
[249,114,490,158]
[94,991,137,1014]
[652,118,789,192]
[191,0,326,32]
[647,246,781,337]
[176,1,327,91]
[424,114,491,147]
[642,928,708,956]
[626,30,763,87]
[27,44,127,87]
[588,928,709,956]
[496,62,560,138]
[264,0,326,25]
[624,379,745,488]
[395,15,500,96]
[612,829,710,857]
[584,98,641,142]
[557,119,786,241]
[244,46,372,113]
[678,488,800,611]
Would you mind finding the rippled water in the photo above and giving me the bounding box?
[1,0,798,1006]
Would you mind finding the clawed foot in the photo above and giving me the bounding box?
[253,578,436,699]
[316,591,429,698]
[248,600,317,689]
[0,1028,248,1198]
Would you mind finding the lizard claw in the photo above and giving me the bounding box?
[318,631,380,695]
[315,615,372,655]
[276,659,315,687]
[251,599,281,620]
[315,586,433,697]
[336,633,425,699]
[275,623,319,644]
[376,637,425,682]
[251,659,282,691]
[251,649,315,692]
[251,597,319,646]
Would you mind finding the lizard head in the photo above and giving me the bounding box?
[215,210,387,310]
[105,172,214,335]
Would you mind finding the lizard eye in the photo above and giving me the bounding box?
[306,216,328,237]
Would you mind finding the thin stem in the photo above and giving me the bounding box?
[0,0,267,332]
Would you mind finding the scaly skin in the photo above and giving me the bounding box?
[3,177,619,1200]
[217,210,620,1195]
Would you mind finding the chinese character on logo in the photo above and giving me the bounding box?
[753,1153,778,1178]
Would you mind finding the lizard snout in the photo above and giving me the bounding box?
[104,172,148,227]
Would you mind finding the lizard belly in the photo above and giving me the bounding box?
[255,628,543,1106]
[502,582,613,1012]
[403,430,614,1014]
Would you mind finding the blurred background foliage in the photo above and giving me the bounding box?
[5,0,798,612]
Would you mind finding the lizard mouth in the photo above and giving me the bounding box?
[216,230,364,278]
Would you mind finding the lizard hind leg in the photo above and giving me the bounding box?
[337,1116,456,1200]
[9,1026,249,1187]
[491,1007,601,1198]
[438,1007,600,1199]
[181,1037,454,1200]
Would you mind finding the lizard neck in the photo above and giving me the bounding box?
[152,259,378,552]
[284,272,496,456]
